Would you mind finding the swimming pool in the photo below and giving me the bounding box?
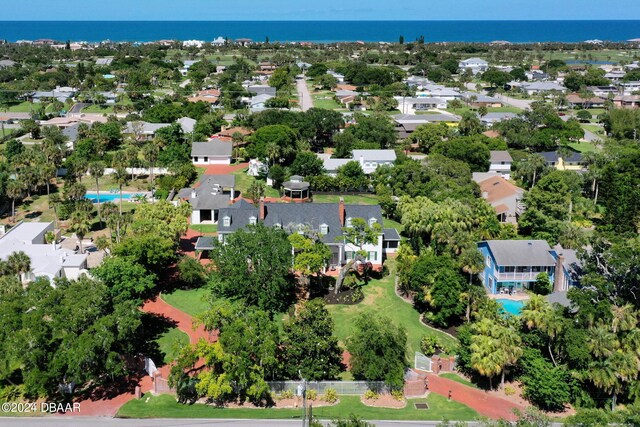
[496,299,525,316]
[85,192,143,203]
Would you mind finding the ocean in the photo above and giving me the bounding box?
[0,21,639,44]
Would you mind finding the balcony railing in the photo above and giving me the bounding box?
[495,271,547,282]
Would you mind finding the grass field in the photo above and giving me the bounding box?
[327,260,458,356]
[190,224,218,234]
[311,91,343,110]
[568,140,599,153]
[82,104,115,114]
[117,393,477,421]
[231,168,280,199]
[156,327,190,364]
[439,373,477,389]
[162,288,212,318]
[312,194,379,205]
[4,101,35,112]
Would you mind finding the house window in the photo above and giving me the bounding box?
[368,251,377,261]
[320,224,328,235]
[504,266,515,273]
[345,251,354,260]
[222,216,230,227]
[345,217,352,228]
[204,157,208,163]
[485,256,491,267]
[368,217,377,227]
[249,216,257,225]
[194,157,198,162]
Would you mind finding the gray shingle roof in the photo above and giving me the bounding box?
[490,151,513,163]
[484,240,556,266]
[383,228,401,241]
[197,174,236,189]
[195,236,216,250]
[191,141,233,157]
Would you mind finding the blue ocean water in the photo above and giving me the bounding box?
[0,21,639,43]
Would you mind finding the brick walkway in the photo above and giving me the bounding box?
[142,295,215,344]
[426,373,526,420]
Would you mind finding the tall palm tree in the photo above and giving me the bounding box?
[142,142,159,196]
[611,304,637,334]
[101,201,119,242]
[88,161,105,227]
[265,142,281,166]
[48,193,61,229]
[6,180,24,223]
[6,251,31,283]
[69,210,91,254]
[112,167,130,216]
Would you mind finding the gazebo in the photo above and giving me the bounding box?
[282,175,310,200]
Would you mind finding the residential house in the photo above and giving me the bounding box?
[473,174,524,223]
[614,94,640,109]
[393,113,460,138]
[243,93,274,110]
[415,84,462,100]
[480,112,517,126]
[178,174,236,224]
[188,89,220,105]
[566,93,606,109]
[477,240,574,294]
[552,244,583,291]
[461,92,503,107]
[322,149,397,176]
[0,222,88,284]
[212,198,399,267]
[124,121,171,141]
[488,150,513,177]
[517,81,567,95]
[587,85,619,98]
[211,37,226,46]
[177,117,197,134]
[621,81,640,94]
[183,40,205,48]
[604,70,626,82]
[458,58,489,74]
[540,151,585,171]
[95,57,114,66]
[180,60,199,76]
[328,70,345,83]
[246,85,277,97]
[259,62,277,72]
[395,97,447,113]
[29,86,76,103]
[191,139,233,165]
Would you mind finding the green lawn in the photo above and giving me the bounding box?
[439,373,477,389]
[383,217,404,234]
[162,288,211,318]
[231,168,280,199]
[4,102,35,112]
[82,104,115,114]
[568,140,599,153]
[117,393,477,421]
[190,224,218,234]
[156,327,190,364]
[312,91,342,110]
[312,194,379,205]
[327,260,458,357]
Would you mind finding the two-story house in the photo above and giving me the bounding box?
[202,198,400,268]
[322,149,397,176]
[458,58,489,74]
[178,174,236,224]
[477,240,577,294]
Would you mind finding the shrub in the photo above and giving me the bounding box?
[364,389,379,400]
[504,386,516,396]
[0,385,23,402]
[420,336,441,356]
[306,389,318,400]
[279,389,294,399]
[391,390,405,401]
[323,388,338,403]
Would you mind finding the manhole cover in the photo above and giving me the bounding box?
[414,403,429,410]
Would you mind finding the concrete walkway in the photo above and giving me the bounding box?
[426,373,526,421]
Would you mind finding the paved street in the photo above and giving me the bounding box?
[493,93,533,111]
[69,103,90,114]
[296,77,313,111]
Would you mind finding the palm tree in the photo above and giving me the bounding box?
[519,153,547,187]
[69,210,91,254]
[88,161,105,227]
[6,180,24,222]
[6,251,31,283]
[611,304,636,334]
[48,193,61,229]
[101,201,119,242]
[112,167,130,216]
[142,142,159,195]
[265,142,281,166]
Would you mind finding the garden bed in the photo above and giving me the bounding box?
[224,397,339,409]
[323,288,364,305]
[361,394,406,409]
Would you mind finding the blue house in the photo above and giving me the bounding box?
[477,240,578,294]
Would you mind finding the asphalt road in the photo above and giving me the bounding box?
[296,77,313,112]
[69,102,90,114]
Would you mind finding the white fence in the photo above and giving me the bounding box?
[414,351,433,372]
[267,381,388,395]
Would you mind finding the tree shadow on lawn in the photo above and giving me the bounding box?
[137,312,179,368]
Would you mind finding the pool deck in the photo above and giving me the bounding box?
[488,293,530,301]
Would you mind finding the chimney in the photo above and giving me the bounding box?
[191,189,196,199]
[359,155,364,166]
[259,197,265,221]
[339,197,345,226]
[553,254,565,292]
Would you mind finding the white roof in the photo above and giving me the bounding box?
[177,117,196,133]
[323,158,351,171]
[352,149,397,162]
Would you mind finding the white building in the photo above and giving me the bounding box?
[322,149,397,176]
[458,58,489,74]
[0,222,88,285]
[191,140,233,165]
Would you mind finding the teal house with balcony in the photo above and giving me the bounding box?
[477,240,578,294]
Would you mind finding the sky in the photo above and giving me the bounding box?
[3,0,640,21]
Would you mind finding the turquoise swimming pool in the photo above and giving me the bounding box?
[85,192,143,203]
[497,299,525,316]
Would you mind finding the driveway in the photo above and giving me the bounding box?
[493,93,533,111]
[69,103,90,114]
[296,77,313,112]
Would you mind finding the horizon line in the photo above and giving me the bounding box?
[2,19,640,22]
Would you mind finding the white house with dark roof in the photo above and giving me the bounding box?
[191,140,233,165]
[178,174,236,224]
[0,222,88,285]
[207,198,399,267]
[488,150,513,177]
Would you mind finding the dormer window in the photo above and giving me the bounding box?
[345,217,352,228]
[368,217,377,227]
[223,216,231,227]
[320,223,329,235]
[249,216,257,225]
